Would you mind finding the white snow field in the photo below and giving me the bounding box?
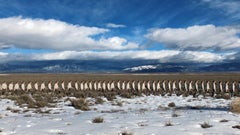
[0,95,240,135]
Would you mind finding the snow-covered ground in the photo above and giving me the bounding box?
[0,95,240,135]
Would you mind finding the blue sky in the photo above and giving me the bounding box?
[0,0,239,63]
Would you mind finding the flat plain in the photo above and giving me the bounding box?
[1,73,240,82]
[0,73,240,135]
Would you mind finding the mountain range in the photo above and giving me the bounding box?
[0,60,239,73]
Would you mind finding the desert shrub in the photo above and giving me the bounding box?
[23,114,32,117]
[200,122,212,128]
[230,97,240,113]
[112,101,123,107]
[172,113,179,117]
[30,95,49,108]
[95,97,104,104]
[116,101,123,107]
[34,109,51,114]
[52,91,65,98]
[5,93,52,108]
[11,109,21,113]
[74,91,86,98]
[168,102,176,107]
[92,117,104,123]
[232,125,240,129]
[16,94,35,105]
[6,106,11,111]
[139,108,148,114]
[87,91,98,98]
[220,119,229,122]
[39,93,55,103]
[158,105,170,111]
[189,106,201,110]
[222,94,231,100]
[29,101,46,108]
[70,98,90,111]
[104,92,116,101]
[120,131,133,135]
[119,91,132,99]
[6,107,21,113]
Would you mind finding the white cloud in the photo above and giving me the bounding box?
[0,17,138,51]
[167,51,225,63]
[33,50,180,61]
[106,23,126,28]
[0,50,227,63]
[145,24,240,51]
[0,52,8,57]
[202,0,240,19]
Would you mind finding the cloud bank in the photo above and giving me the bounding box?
[0,16,238,65]
[0,17,138,51]
[145,25,240,51]
[0,50,229,63]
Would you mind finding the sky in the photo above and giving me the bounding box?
[0,0,239,64]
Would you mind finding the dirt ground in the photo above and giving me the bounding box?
[1,73,240,83]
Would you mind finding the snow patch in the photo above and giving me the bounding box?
[0,96,239,135]
[124,65,157,71]
[43,65,61,71]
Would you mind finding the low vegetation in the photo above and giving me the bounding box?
[112,101,123,107]
[232,125,240,129]
[6,107,21,113]
[4,93,53,108]
[165,121,173,126]
[95,97,104,104]
[69,98,90,111]
[119,91,132,99]
[200,122,212,128]
[230,97,240,113]
[172,111,180,117]
[219,119,229,123]
[104,92,116,101]
[119,131,133,135]
[0,74,240,115]
[168,102,176,107]
[92,117,104,123]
